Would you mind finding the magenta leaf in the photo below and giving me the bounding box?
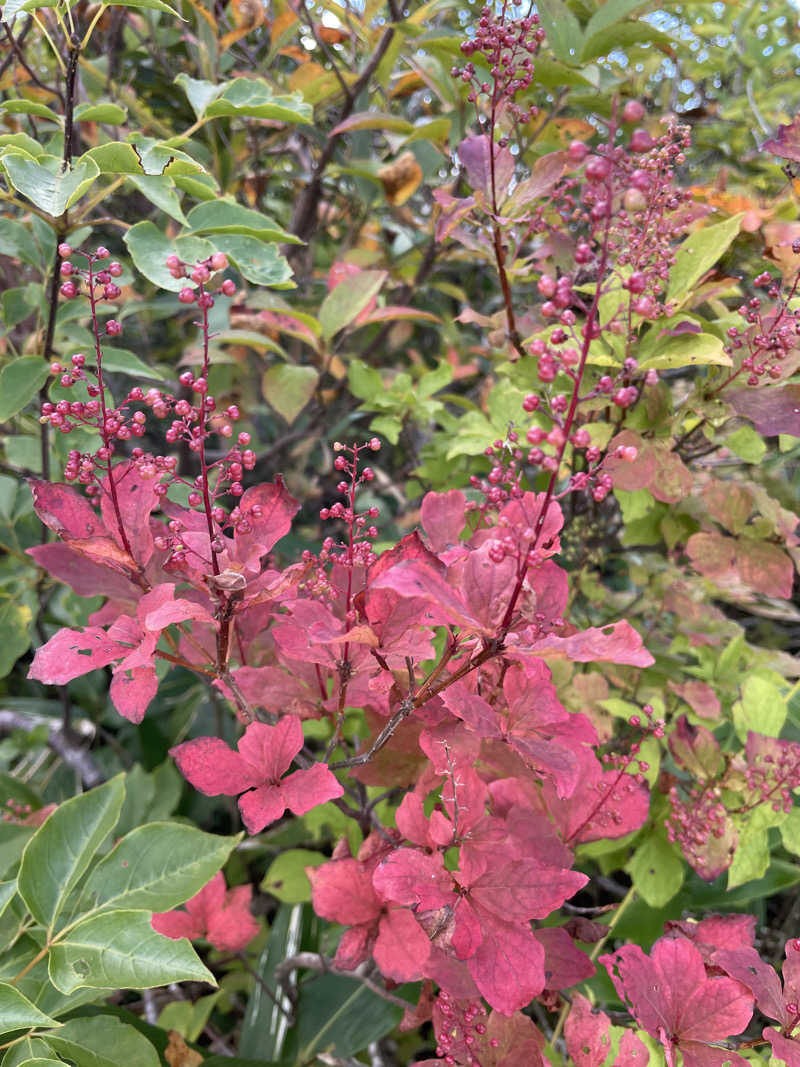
[152,871,258,952]
[373,907,431,982]
[728,384,800,437]
[601,936,754,1066]
[28,478,100,538]
[171,717,343,833]
[762,117,800,163]
[27,626,126,685]
[564,992,611,1067]
[534,927,595,990]
[232,477,300,573]
[458,134,515,201]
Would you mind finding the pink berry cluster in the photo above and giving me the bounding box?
[666,780,729,863]
[433,992,492,1066]
[450,7,545,126]
[299,439,381,604]
[58,243,123,329]
[467,435,525,515]
[166,250,237,307]
[723,264,800,386]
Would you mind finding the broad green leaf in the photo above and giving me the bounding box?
[0,100,61,123]
[1,154,99,217]
[18,775,126,930]
[0,983,60,1038]
[780,808,800,857]
[626,829,684,907]
[331,112,414,135]
[104,0,180,13]
[73,102,128,124]
[44,1014,160,1067]
[349,359,383,399]
[173,172,220,201]
[212,235,294,288]
[0,219,41,269]
[2,1038,54,1067]
[732,675,786,743]
[174,74,227,120]
[0,596,32,677]
[185,200,300,244]
[581,21,675,62]
[127,175,188,225]
[0,823,33,879]
[123,222,214,291]
[667,214,744,307]
[79,823,240,915]
[535,0,583,63]
[319,270,386,340]
[84,142,204,177]
[157,991,221,1042]
[48,910,215,993]
[0,357,52,420]
[91,346,165,380]
[12,1060,65,1066]
[204,80,312,124]
[583,0,652,40]
[728,806,786,890]
[293,973,404,1063]
[0,880,17,918]
[260,849,326,903]
[262,365,318,424]
[637,332,731,372]
[726,425,767,464]
[0,133,45,159]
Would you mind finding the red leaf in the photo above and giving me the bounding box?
[458,135,514,201]
[686,532,737,580]
[525,620,654,667]
[766,1030,800,1067]
[601,937,754,1064]
[233,477,300,573]
[308,857,380,926]
[110,664,158,724]
[467,914,545,1014]
[171,737,259,796]
[728,384,800,437]
[373,849,454,911]
[28,479,100,538]
[713,947,787,1026]
[374,908,431,982]
[27,626,126,685]
[99,462,160,566]
[564,992,611,1067]
[535,927,595,990]
[762,117,800,164]
[151,871,258,952]
[421,490,467,555]
[735,539,795,598]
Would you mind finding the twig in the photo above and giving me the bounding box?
[275,952,410,1014]
[0,709,104,789]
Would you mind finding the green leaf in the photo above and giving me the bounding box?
[581,21,676,62]
[0,133,46,159]
[732,675,786,743]
[104,0,180,14]
[157,992,221,1042]
[84,141,204,177]
[0,357,50,420]
[3,1039,58,1067]
[204,80,312,124]
[0,984,60,1038]
[1,154,99,217]
[184,200,301,244]
[727,806,786,890]
[79,823,240,915]
[48,910,215,994]
[260,850,326,903]
[73,102,128,124]
[637,332,731,372]
[212,235,294,288]
[240,903,305,1061]
[18,775,126,931]
[0,218,42,270]
[0,823,33,879]
[626,828,684,907]
[535,0,583,63]
[123,222,214,292]
[349,359,383,400]
[583,0,652,41]
[262,365,318,424]
[726,425,767,464]
[127,175,188,225]
[319,271,386,340]
[12,1059,65,1066]
[293,973,404,1063]
[0,880,17,918]
[667,214,744,308]
[0,596,32,677]
[0,100,62,123]
[174,75,227,121]
[44,1014,160,1067]
[90,346,165,380]
[780,808,800,857]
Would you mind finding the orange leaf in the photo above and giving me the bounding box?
[378,151,422,206]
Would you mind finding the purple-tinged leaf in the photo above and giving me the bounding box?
[728,384,800,437]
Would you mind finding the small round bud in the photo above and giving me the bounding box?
[220,279,236,296]
[58,242,72,258]
[178,287,196,304]
[95,245,110,259]
[623,99,645,122]
[210,252,228,271]
[106,319,122,336]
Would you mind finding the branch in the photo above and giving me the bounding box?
[0,709,104,789]
[289,10,400,245]
[275,952,410,1016]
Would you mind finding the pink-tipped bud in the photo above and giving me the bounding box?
[178,287,196,304]
[58,243,72,258]
[623,99,645,122]
[210,252,228,271]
